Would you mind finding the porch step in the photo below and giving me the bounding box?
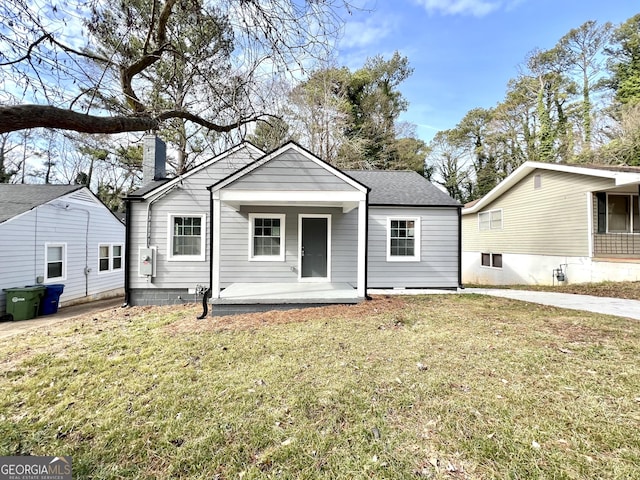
[210,300,362,317]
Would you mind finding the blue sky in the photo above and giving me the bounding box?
[335,0,639,144]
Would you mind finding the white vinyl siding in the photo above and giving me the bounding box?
[0,188,124,313]
[463,170,614,257]
[248,213,286,261]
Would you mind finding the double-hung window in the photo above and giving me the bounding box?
[99,245,110,272]
[479,209,502,231]
[45,243,66,281]
[249,213,285,261]
[387,217,420,262]
[168,214,206,261]
[99,244,124,272]
[607,194,640,233]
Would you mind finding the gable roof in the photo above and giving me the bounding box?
[463,161,640,214]
[346,170,461,207]
[210,142,369,194]
[0,184,83,223]
[127,142,264,199]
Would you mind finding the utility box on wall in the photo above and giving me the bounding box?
[139,247,156,277]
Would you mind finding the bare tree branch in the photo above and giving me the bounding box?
[0,104,270,135]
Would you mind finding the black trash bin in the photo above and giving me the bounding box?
[40,284,65,315]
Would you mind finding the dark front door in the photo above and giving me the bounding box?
[301,217,328,278]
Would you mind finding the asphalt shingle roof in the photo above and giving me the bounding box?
[0,184,83,223]
[346,170,460,207]
[127,179,171,198]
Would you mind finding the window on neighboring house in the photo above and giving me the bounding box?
[99,245,110,271]
[387,217,420,261]
[606,194,640,233]
[479,209,502,231]
[45,244,65,281]
[99,244,124,272]
[481,252,502,268]
[169,215,206,261]
[112,245,123,270]
[249,213,286,261]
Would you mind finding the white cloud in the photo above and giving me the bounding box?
[340,16,395,49]
[413,0,506,17]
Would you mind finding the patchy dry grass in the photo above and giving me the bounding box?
[1,295,639,479]
[468,280,640,300]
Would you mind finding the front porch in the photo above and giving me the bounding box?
[210,282,364,316]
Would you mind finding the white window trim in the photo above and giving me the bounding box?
[386,216,421,262]
[606,193,639,234]
[45,242,66,282]
[98,243,124,274]
[478,208,503,231]
[248,213,286,262]
[167,213,206,262]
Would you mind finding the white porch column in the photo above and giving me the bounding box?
[212,195,221,299]
[357,198,367,297]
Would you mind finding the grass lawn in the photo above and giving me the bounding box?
[1,294,639,479]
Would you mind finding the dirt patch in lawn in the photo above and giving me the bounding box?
[165,295,408,334]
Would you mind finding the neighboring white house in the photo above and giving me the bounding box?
[125,136,461,313]
[0,184,126,314]
[462,161,640,285]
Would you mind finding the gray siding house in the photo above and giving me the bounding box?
[462,161,640,285]
[0,184,125,314]
[126,137,461,312]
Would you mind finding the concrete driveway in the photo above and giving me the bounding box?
[0,296,124,339]
[465,288,640,320]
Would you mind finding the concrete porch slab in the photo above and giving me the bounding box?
[210,282,363,316]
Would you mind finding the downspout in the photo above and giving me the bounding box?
[197,188,214,320]
[83,209,89,296]
[124,198,132,306]
[458,206,463,289]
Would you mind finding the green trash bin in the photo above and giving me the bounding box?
[3,286,46,321]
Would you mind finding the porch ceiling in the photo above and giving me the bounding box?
[215,190,364,212]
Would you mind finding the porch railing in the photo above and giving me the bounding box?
[593,233,640,257]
